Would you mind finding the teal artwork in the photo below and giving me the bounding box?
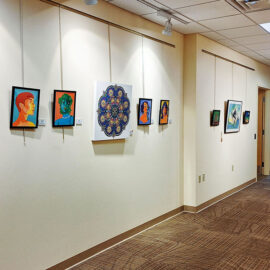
[225,100,242,133]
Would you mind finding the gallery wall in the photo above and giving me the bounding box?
[184,34,270,207]
[0,0,184,269]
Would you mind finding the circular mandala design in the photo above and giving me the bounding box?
[97,85,130,137]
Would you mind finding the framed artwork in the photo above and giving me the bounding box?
[225,100,242,133]
[159,100,169,125]
[138,98,152,125]
[53,90,76,127]
[10,86,40,129]
[211,110,220,126]
[243,111,250,124]
[93,81,132,141]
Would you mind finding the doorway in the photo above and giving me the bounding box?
[258,88,266,178]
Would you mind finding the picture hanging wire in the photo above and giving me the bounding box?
[20,0,26,145]
[59,5,64,90]
[58,5,65,142]
[214,56,216,109]
[232,63,234,99]
[245,69,248,103]
[141,37,145,99]
[108,25,112,82]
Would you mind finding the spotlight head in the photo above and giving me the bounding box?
[162,19,172,36]
[84,0,98,5]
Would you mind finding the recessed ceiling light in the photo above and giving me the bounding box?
[260,23,270,33]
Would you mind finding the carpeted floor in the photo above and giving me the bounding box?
[72,178,270,270]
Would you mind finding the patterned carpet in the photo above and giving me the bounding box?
[72,179,270,270]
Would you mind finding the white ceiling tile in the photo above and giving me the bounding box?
[246,10,270,24]
[217,25,267,39]
[142,12,191,27]
[153,0,217,9]
[230,45,250,53]
[201,31,225,40]
[243,50,264,58]
[258,49,270,58]
[177,0,239,21]
[232,35,270,45]
[199,14,254,31]
[218,39,238,47]
[245,42,270,50]
[173,21,209,34]
[261,60,270,66]
[142,12,168,26]
[110,0,163,15]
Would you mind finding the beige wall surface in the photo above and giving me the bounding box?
[0,0,183,269]
[186,34,270,206]
[2,0,270,269]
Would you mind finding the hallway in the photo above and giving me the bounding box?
[73,179,270,270]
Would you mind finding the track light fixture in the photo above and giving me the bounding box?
[162,19,172,36]
[84,0,98,5]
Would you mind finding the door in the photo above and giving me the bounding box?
[258,88,265,175]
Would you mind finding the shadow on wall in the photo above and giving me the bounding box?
[92,139,125,155]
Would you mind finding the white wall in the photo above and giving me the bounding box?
[0,0,183,269]
[192,34,270,206]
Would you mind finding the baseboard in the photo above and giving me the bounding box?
[184,178,257,213]
[48,178,256,270]
[183,205,197,212]
[47,206,184,270]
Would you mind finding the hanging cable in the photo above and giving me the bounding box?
[245,69,248,103]
[58,6,65,141]
[232,63,234,99]
[142,37,145,97]
[19,0,26,144]
[214,56,217,109]
[108,25,112,82]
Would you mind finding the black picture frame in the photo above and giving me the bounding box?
[243,110,250,124]
[53,90,77,127]
[225,100,242,134]
[211,110,220,126]
[138,98,152,126]
[10,86,40,129]
[159,100,170,125]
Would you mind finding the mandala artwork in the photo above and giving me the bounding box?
[93,81,132,141]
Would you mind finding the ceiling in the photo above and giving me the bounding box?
[106,0,270,66]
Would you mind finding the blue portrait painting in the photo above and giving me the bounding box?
[138,98,152,125]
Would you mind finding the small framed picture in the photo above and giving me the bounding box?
[243,111,250,124]
[53,90,76,127]
[225,100,242,133]
[10,86,40,129]
[211,110,220,126]
[138,98,152,125]
[159,100,169,125]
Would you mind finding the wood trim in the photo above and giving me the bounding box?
[202,50,255,71]
[196,178,257,212]
[183,205,197,213]
[40,0,176,48]
[47,206,184,270]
